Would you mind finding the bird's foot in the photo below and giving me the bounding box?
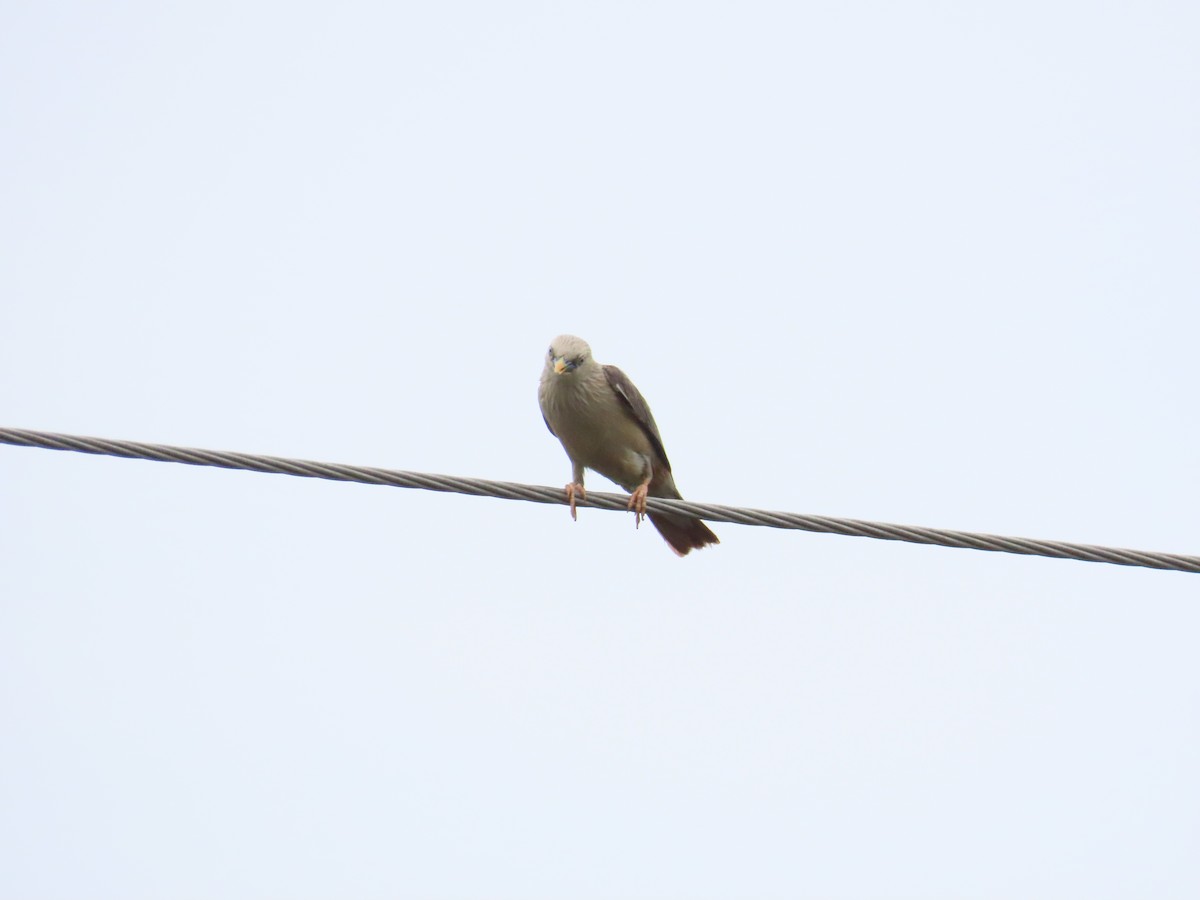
[565,482,586,521]
[628,483,649,528]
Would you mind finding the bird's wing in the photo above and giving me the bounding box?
[542,414,557,437]
[603,364,672,471]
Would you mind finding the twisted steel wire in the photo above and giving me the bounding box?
[2,426,1197,574]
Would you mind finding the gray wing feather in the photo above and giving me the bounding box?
[603,364,672,471]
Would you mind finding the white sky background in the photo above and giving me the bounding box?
[2,1,1198,897]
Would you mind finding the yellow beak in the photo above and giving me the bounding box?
[553,357,569,375]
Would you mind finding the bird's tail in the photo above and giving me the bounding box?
[648,512,720,557]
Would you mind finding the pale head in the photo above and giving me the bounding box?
[545,334,594,376]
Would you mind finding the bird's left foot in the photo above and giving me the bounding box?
[627,483,649,527]
[565,482,586,521]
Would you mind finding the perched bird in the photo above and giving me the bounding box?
[538,334,719,557]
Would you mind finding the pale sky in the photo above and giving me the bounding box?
[2,2,1198,898]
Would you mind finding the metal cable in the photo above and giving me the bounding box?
[2,426,1196,574]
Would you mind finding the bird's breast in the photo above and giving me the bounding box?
[540,376,656,491]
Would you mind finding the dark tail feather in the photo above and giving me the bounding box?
[648,513,720,557]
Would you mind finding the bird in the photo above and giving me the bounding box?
[538,334,719,556]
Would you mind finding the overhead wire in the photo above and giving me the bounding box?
[1,426,1196,574]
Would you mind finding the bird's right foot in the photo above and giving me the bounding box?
[565,482,586,520]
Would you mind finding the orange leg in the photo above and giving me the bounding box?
[565,482,586,521]
[627,480,650,527]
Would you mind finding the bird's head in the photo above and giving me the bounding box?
[546,334,593,376]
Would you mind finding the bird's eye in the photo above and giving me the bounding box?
[548,347,554,357]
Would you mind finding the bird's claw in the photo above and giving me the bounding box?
[628,483,649,528]
[565,482,586,521]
